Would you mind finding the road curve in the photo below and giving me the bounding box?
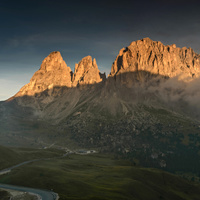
[0,183,58,200]
[0,159,41,175]
[0,153,69,174]
[0,155,65,200]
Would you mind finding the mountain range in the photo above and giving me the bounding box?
[1,37,200,174]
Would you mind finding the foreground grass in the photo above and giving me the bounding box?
[0,145,64,170]
[0,153,200,200]
[0,189,10,200]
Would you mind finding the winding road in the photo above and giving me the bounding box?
[0,155,64,200]
[0,183,58,200]
[0,159,41,175]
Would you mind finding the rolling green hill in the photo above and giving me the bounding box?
[0,153,200,200]
[0,145,64,170]
[0,146,22,170]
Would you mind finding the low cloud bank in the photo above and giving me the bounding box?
[142,76,200,119]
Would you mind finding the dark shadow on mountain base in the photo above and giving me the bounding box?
[1,71,200,174]
[4,70,200,119]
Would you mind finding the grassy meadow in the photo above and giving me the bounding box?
[0,153,200,200]
[0,145,64,170]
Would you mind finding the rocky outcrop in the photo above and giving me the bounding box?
[110,38,200,84]
[72,56,103,87]
[15,51,72,97]
[14,53,103,99]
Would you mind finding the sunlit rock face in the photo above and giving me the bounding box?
[72,56,103,87]
[14,52,103,102]
[110,38,200,85]
[12,38,200,102]
[15,51,72,97]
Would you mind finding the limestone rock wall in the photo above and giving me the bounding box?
[15,51,72,97]
[14,38,200,99]
[110,38,200,83]
[14,53,103,98]
[72,56,103,87]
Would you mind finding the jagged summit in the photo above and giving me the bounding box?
[110,38,200,83]
[15,51,72,98]
[13,38,200,99]
[14,52,103,98]
[72,55,103,87]
[40,51,66,71]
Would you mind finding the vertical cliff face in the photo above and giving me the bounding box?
[72,56,103,87]
[15,51,72,97]
[110,38,200,84]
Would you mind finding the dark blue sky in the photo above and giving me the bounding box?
[0,0,200,100]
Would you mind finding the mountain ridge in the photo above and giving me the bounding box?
[110,37,200,87]
[14,52,105,99]
[12,37,200,100]
[1,38,200,173]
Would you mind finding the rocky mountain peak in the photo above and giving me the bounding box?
[40,51,66,72]
[110,38,200,84]
[72,55,103,86]
[15,51,72,98]
[13,38,200,101]
[14,53,104,99]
